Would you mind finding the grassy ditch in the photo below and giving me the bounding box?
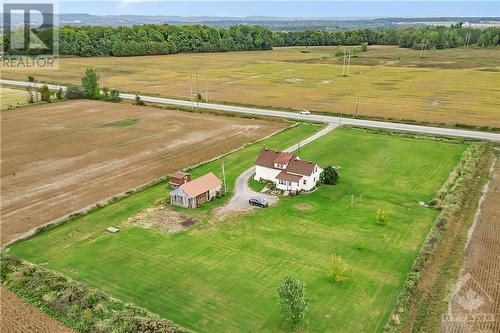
[384,142,494,332]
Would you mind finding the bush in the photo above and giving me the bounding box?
[134,94,145,106]
[360,42,368,52]
[376,208,387,225]
[39,84,52,102]
[56,87,64,100]
[81,67,100,99]
[326,254,348,282]
[277,275,310,328]
[65,86,84,99]
[320,166,339,185]
[355,240,364,250]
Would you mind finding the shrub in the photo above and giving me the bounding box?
[320,166,339,185]
[81,67,100,99]
[134,94,145,106]
[39,84,52,102]
[355,240,364,250]
[277,275,310,328]
[376,208,387,225]
[360,42,368,52]
[65,86,84,99]
[108,89,121,102]
[326,254,348,282]
[56,87,64,100]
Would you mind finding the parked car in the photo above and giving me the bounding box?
[299,110,311,115]
[249,197,269,208]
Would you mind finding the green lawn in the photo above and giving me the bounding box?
[8,127,466,332]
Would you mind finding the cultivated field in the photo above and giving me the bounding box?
[0,85,30,109]
[0,100,285,245]
[9,127,466,332]
[0,285,75,333]
[1,46,499,128]
[442,158,500,333]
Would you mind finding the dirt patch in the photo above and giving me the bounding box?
[0,100,285,245]
[125,204,198,233]
[0,285,75,333]
[125,205,198,234]
[294,202,313,211]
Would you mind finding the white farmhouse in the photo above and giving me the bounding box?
[254,149,323,192]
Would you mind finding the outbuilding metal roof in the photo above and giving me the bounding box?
[179,172,222,197]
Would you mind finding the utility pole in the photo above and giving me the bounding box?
[342,50,347,76]
[420,41,426,58]
[222,160,227,195]
[190,72,193,109]
[205,87,208,103]
[355,98,359,117]
[351,194,354,208]
[196,68,199,108]
[347,49,351,76]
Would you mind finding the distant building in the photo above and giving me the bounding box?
[254,148,322,192]
[170,172,222,208]
[170,171,191,188]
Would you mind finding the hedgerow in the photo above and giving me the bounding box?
[384,142,491,332]
[0,255,191,333]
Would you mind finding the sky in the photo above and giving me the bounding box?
[52,1,499,18]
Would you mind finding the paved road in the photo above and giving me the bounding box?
[2,79,499,142]
[215,124,339,218]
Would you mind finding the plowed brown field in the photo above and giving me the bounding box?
[0,100,285,246]
[442,158,500,333]
[0,286,75,333]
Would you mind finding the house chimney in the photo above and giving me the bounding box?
[308,161,312,164]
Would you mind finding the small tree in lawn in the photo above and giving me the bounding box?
[326,254,348,283]
[81,67,100,99]
[320,166,339,185]
[277,275,310,328]
[376,208,387,225]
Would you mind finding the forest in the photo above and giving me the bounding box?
[3,24,498,57]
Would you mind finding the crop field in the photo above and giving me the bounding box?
[443,158,500,333]
[0,100,286,245]
[1,46,499,128]
[0,285,75,333]
[0,85,30,109]
[8,127,466,332]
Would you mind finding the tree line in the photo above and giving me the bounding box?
[273,26,500,49]
[3,24,498,57]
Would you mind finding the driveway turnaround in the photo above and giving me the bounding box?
[2,79,499,142]
[215,124,338,218]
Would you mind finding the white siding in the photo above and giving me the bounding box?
[255,166,281,182]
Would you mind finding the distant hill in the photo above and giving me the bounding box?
[2,14,499,31]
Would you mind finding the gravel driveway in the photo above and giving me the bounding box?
[215,123,338,218]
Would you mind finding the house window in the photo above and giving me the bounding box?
[279,179,286,185]
[303,179,307,185]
